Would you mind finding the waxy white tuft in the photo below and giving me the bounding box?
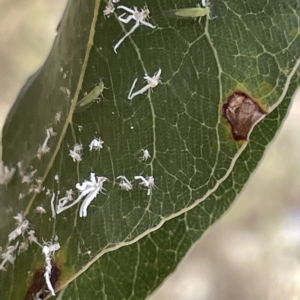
[69,144,83,162]
[76,173,108,217]
[89,137,104,151]
[0,161,16,185]
[128,69,161,100]
[114,5,156,52]
[140,149,151,161]
[117,175,133,191]
[134,175,155,195]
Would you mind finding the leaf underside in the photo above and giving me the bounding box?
[0,0,299,299]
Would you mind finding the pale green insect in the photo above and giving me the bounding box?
[75,80,105,111]
[165,2,210,20]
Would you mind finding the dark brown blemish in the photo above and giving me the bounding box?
[222,91,268,141]
[24,263,61,300]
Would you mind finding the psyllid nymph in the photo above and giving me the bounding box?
[75,80,105,111]
[165,1,211,20]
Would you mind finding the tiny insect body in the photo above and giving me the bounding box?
[140,149,151,161]
[134,175,155,195]
[89,137,104,151]
[36,206,46,214]
[103,0,115,17]
[117,175,133,191]
[165,1,210,20]
[128,69,161,100]
[75,80,105,111]
[114,5,156,53]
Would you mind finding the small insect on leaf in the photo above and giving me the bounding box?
[164,2,210,20]
[75,80,105,112]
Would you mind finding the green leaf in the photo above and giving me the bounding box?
[0,0,299,299]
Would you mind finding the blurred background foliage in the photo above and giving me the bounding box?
[0,1,299,299]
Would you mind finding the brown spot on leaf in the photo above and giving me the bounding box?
[222,91,267,141]
[24,263,61,300]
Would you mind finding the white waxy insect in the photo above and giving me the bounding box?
[59,86,71,97]
[69,144,83,162]
[117,175,133,191]
[29,178,44,194]
[140,149,151,161]
[0,242,19,271]
[134,175,155,195]
[17,161,24,177]
[54,173,60,183]
[47,127,57,137]
[103,0,115,17]
[54,189,74,217]
[38,130,50,157]
[0,161,16,185]
[18,241,28,254]
[22,169,37,184]
[76,174,107,217]
[128,68,161,100]
[37,127,56,159]
[18,193,25,200]
[51,189,77,218]
[54,111,62,124]
[13,213,23,224]
[8,214,29,242]
[27,230,39,245]
[89,137,104,151]
[75,80,105,111]
[56,174,107,217]
[36,206,46,214]
[165,1,211,21]
[114,5,156,53]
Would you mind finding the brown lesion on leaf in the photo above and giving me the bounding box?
[222,91,268,141]
[24,263,61,300]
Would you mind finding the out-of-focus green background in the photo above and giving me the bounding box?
[0,1,299,299]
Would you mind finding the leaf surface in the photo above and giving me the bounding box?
[0,0,299,299]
